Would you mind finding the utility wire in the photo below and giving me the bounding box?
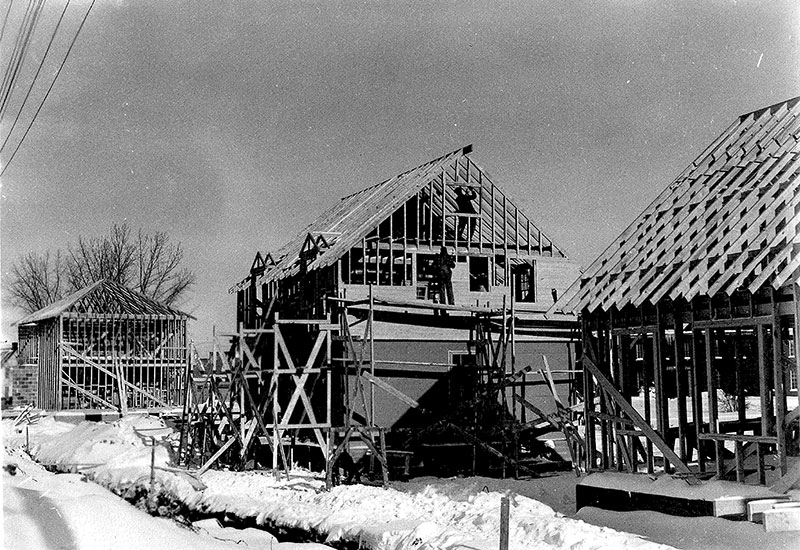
[0,0,72,154]
[0,0,96,177]
[0,0,45,119]
[0,0,37,104]
[0,0,16,44]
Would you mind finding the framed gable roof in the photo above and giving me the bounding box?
[559,96,800,314]
[231,145,569,292]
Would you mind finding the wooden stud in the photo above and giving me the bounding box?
[673,301,688,461]
[772,288,787,475]
[653,304,670,472]
[689,310,704,472]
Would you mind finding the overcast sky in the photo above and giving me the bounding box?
[1,0,798,344]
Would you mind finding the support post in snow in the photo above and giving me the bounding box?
[150,436,156,496]
[25,426,29,454]
[499,496,510,550]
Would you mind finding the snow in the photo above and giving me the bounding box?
[4,414,798,550]
[3,448,320,550]
[579,471,782,501]
[195,469,671,550]
[576,507,800,550]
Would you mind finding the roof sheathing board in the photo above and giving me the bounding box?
[558,96,800,314]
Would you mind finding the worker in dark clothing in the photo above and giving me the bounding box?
[436,246,456,306]
[454,187,477,241]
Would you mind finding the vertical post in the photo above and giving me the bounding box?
[642,328,654,473]
[239,323,246,443]
[499,496,510,550]
[379,427,389,486]
[325,427,334,490]
[757,323,769,484]
[597,317,609,470]
[734,440,745,482]
[490,183,496,255]
[150,436,156,496]
[501,294,507,479]
[653,303,671,472]
[689,322,703,472]
[772,288,787,475]
[273,314,280,473]
[734,329,746,434]
[428,180,433,248]
[369,285,375,427]
[502,195,508,260]
[178,339,193,465]
[440,172,446,244]
[673,302,687,462]
[57,314,64,410]
[611,328,623,471]
[511,285,516,421]
[705,328,721,476]
[326,324,332,427]
[477,168,484,253]
[582,315,596,472]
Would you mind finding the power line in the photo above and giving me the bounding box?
[0,0,45,119]
[0,0,73,155]
[0,0,97,177]
[0,0,16,44]
[0,0,37,104]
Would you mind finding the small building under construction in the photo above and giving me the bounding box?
[189,146,583,478]
[557,96,800,487]
[15,279,191,412]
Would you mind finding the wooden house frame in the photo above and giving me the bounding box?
[557,97,800,486]
[218,146,584,476]
[231,145,579,323]
[15,279,191,411]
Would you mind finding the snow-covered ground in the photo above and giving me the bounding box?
[2,414,798,550]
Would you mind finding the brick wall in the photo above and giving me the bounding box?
[12,362,38,407]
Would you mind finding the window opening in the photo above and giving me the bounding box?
[469,256,489,292]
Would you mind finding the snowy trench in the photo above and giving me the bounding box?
[3,415,675,550]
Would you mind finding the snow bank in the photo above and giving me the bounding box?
[4,448,250,550]
[5,417,676,550]
[198,469,674,550]
[13,415,202,507]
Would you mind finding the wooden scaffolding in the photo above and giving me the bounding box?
[178,292,582,482]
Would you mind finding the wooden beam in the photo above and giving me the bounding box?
[673,302,687,461]
[61,343,170,408]
[772,288,787,474]
[61,375,115,409]
[197,436,236,475]
[583,353,696,478]
[361,371,421,411]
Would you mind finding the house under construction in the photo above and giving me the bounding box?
[14,279,191,413]
[557,96,800,488]
[179,146,583,480]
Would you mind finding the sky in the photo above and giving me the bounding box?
[1,0,798,345]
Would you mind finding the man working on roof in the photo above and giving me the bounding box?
[454,186,477,241]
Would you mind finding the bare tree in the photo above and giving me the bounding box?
[67,224,137,290]
[5,250,67,312]
[134,228,195,305]
[5,224,196,313]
